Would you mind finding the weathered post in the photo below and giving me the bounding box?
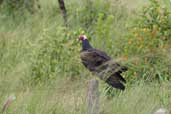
[2,95,16,114]
[87,79,99,114]
[58,0,67,26]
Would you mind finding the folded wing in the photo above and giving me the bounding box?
[80,48,127,90]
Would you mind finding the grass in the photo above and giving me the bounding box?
[1,80,171,114]
[0,0,171,114]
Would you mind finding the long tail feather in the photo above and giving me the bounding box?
[105,75,125,90]
[114,72,126,83]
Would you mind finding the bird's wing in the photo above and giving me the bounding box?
[80,48,127,90]
[80,48,111,71]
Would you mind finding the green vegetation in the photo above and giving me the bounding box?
[0,0,171,114]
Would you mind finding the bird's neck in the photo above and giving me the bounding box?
[82,39,93,50]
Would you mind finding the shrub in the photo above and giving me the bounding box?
[29,27,86,85]
[122,0,171,82]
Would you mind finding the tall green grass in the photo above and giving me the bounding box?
[1,81,171,114]
[0,0,171,114]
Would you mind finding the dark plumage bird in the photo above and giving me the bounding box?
[78,35,127,90]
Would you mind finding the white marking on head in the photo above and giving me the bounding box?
[79,35,87,41]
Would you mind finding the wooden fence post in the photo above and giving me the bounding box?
[58,0,67,26]
[87,79,99,114]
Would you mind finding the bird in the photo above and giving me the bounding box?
[78,35,127,90]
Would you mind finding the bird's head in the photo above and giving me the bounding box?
[78,35,92,50]
[78,35,87,41]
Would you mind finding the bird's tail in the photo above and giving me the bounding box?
[105,68,127,90]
